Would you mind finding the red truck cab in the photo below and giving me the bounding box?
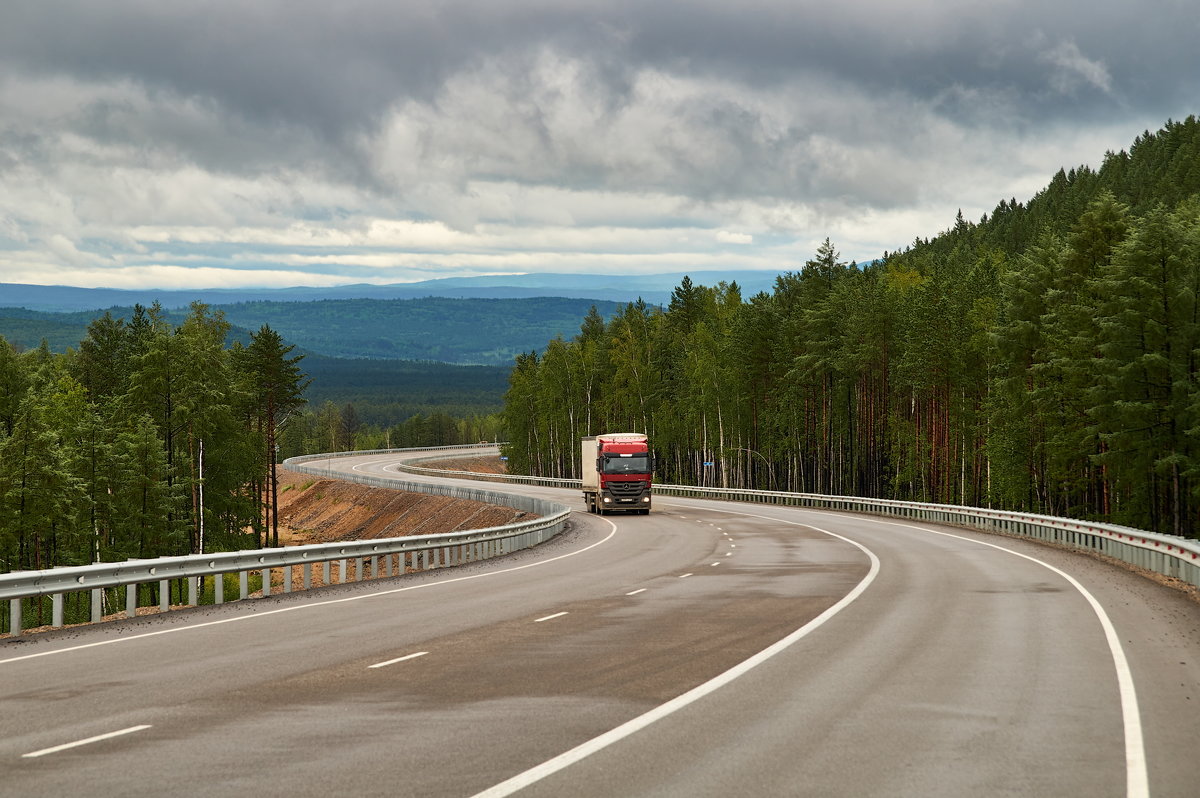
[581,433,653,514]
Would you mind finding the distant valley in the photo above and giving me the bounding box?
[0,296,625,366]
[0,269,782,425]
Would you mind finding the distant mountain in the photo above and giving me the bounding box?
[214,296,624,365]
[0,270,784,312]
[0,296,627,366]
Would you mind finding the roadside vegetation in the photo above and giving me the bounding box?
[502,117,1200,538]
[0,303,307,575]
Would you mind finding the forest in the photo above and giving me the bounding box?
[209,296,624,364]
[0,303,311,577]
[0,301,506,577]
[502,116,1200,538]
[0,295,624,366]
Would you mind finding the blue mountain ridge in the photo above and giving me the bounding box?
[0,270,784,312]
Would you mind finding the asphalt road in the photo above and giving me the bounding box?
[2,450,1199,797]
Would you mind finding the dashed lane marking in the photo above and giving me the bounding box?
[23,725,152,759]
[369,651,428,669]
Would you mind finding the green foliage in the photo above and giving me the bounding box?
[502,116,1200,537]
[213,296,624,365]
[0,305,320,572]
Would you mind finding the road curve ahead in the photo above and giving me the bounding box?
[3,449,1199,798]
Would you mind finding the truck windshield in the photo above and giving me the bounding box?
[602,455,651,474]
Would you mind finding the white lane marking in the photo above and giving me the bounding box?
[471,519,879,798]
[710,562,720,567]
[369,651,428,669]
[626,589,647,596]
[866,517,1150,798]
[678,573,693,579]
[534,612,569,623]
[725,552,732,557]
[661,499,1150,798]
[0,517,620,667]
[23,725,152,759]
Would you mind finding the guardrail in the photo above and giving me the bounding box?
[393,459,1200,590]
[0,445,570,638]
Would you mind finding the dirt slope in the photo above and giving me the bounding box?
[277,455,512,545]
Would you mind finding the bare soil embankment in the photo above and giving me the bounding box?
[276,455,512,545]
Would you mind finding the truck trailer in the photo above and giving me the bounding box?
[581,433,653,514]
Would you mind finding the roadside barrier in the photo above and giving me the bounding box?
[8,444,1197,638]
[0,445,569,638]
[395,456,1200,590]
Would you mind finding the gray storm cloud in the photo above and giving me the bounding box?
[0,1,1196,286]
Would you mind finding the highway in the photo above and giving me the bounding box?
[3,449,1199,797]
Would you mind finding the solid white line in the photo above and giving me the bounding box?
[626,589,647,596]
[369,651,428,669]
[534,612,568,623]
[849,515,1150,798]
[471,521,879,798]
[0,517,620,667]
[23,725,152,759]
[662,499,1150,798]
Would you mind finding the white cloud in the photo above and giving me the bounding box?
[0,4,1194,290]
[1041,39,1113,95]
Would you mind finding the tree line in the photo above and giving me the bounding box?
[278,402,503,456]
[502,116,1200,537]
[0,302,307,576]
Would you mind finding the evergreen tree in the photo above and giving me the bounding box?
[243,325,309,546]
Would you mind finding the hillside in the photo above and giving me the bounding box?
[214,296,624,364]
[501,115,1200,539]
[0,295,624,366]
[0,307,512,428]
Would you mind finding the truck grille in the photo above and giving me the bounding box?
[607,481,648,498]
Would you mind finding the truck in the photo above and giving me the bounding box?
[581,433,653,515]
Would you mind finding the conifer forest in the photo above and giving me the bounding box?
[0,302,308,574]
[502,118,1200,538]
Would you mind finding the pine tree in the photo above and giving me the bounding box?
[243,325,309,547]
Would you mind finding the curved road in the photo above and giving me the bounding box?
[3,449,1199,797]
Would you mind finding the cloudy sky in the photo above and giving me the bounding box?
[1,1,1197,290]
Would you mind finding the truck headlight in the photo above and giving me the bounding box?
[603,497,611,503]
